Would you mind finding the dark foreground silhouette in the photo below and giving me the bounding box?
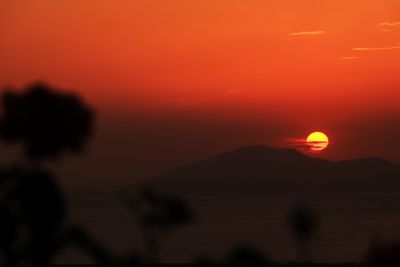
[288,206,319,263]
[0,82,94,160]
[0,82,398,266]
[0,83,111,265]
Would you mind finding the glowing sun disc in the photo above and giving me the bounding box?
[306,132,329,151]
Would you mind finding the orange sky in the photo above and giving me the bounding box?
[1,0,399,189]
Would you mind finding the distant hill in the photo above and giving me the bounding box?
[134,145,400,196]
[113,146,400,262]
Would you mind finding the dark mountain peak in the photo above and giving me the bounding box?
[135,145,400,196]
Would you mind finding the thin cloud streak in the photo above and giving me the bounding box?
[278,137,327,154]
[352,45,400,51]
[340,56,357,60]
[378,22,400,27]
[289,31,325,36]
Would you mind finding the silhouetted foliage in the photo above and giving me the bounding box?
[365,239,400,267]
[0,167,66,265]
[225,244,269,266]
[289,205,318,262]
[0,167,114,265]
[138,189,193,227]
[0,84,115,265]
[60,226,114,264]
[124,188,193,262]
[0,82,94,160]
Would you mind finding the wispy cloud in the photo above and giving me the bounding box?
[378,22,400,27]
[352,45,400,51]
[378,22,400,32]
[340,56,357,60]
[289,31,325,36]
[278,137,326,153]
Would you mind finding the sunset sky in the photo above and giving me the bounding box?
[1,0,399,190]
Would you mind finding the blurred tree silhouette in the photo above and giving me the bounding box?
[0,167,65,265]
[0,83,112,266]
[124,188,193,262]
[0,82,94,161]
[288,205,318,262]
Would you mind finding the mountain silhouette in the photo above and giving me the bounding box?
[136,145,400,196]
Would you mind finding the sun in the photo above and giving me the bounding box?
[306,132,329,152]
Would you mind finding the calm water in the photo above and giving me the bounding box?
[62,192,400,263]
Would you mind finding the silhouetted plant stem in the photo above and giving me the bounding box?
[289,205,318,263]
